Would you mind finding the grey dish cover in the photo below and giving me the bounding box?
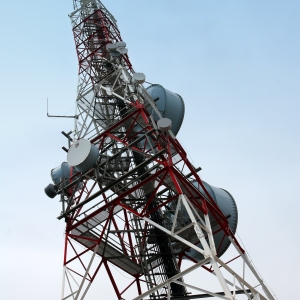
[146,84,185,136]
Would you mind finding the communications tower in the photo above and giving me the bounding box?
[45,1,276,299]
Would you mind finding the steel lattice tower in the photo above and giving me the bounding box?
[46,1,276,299]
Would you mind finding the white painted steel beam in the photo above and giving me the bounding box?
[132,258,210,300]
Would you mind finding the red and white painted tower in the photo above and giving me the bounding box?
[45,1,276,299]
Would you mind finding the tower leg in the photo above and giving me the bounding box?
[180,194,233,300]
[229,237,275,300]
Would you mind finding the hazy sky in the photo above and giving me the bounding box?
[0,0,299,299]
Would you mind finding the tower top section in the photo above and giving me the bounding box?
[71,0,117,26]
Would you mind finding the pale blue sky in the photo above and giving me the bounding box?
[0,0,299,299]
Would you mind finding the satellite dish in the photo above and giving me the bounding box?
[146,84,185,136]
[157,118,172,131]
[44,184,57,198]
[106,43,117,52]
[109,51,121,57]
[117,47,128,54]
[107,42,127,56]
[132,72,146,84]
[184,181,238,261]
[51,162,72,185]
[116,41,126,48]
[67,139,99,172]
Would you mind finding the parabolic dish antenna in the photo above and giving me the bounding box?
[67,139,99,173]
